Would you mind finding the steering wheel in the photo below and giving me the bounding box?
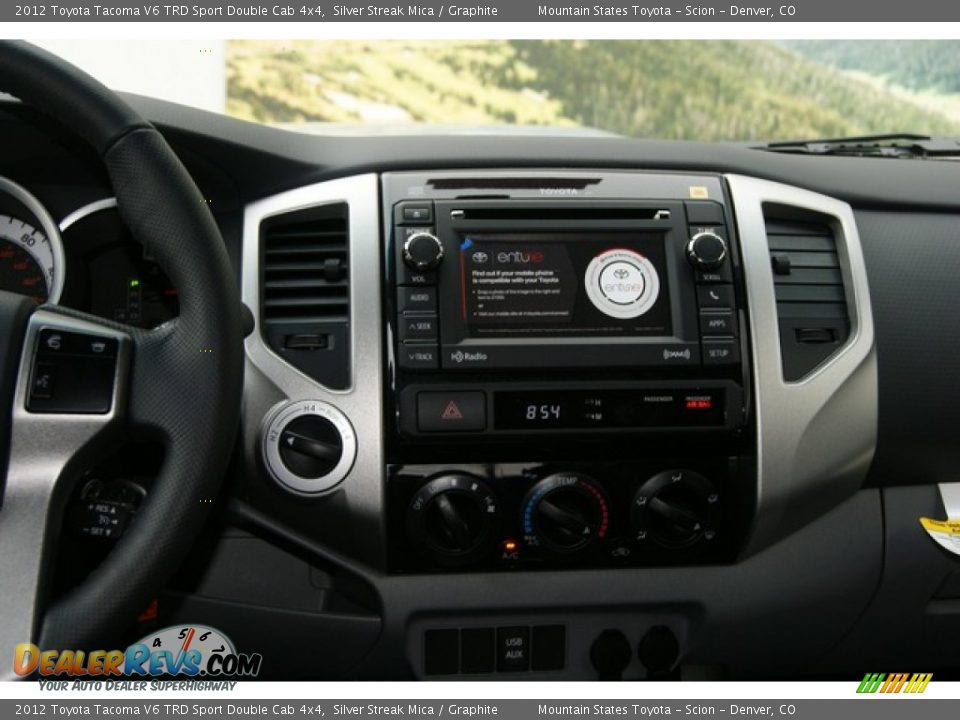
[0,41,243,677]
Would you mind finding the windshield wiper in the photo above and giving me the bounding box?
[759,133,960,159]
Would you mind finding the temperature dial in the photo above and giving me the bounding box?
[407,474,499,566]
[631,469,719,548]
[522,473,610,554]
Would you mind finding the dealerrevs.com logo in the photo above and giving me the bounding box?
[14,625,262,678]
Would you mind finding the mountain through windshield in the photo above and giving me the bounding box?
[34,39,960,141]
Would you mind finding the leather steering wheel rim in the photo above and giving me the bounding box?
[0,41,243,650]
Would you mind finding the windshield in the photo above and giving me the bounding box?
[32,39,960,141]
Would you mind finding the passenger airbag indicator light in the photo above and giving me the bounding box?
[685,397,713,409]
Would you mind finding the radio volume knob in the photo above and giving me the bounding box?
[402,232,444,272]
[686,231,727,271]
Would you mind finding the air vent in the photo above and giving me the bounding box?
[260,204,351,390]
[764,205,850,381]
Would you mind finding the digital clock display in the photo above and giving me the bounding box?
[524,404,563,422]
[494,388,726,430]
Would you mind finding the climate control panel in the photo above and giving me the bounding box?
[387,459,742,573]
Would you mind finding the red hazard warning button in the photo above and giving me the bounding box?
[417,391,486,433]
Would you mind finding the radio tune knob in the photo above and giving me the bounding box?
[685,231,728,272]
[402,232,444,272]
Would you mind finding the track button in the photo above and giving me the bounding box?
[417,391,486,432]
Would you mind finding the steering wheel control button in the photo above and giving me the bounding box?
[262,400,357,496]
[696,284,734,310]
[30,362,56,400]
[417,391,486,432]
[584,248,660,319]
[496,626,531,673]
[27,330,119,414]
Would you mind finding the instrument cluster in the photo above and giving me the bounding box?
[0,175,177,329]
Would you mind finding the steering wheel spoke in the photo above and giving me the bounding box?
[0,306,131,678]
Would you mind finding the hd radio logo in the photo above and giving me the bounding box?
[857,672,933,694]
[13,625,262,678]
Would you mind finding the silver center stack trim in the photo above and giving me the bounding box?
[241,174,385,564]
[725,174,878,556]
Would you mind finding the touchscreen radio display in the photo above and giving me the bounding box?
[459,231,671,337]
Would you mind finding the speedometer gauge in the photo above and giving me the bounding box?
[0,217,55,302]
[0,176,65,304]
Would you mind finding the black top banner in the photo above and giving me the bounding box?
[3,0,958,22]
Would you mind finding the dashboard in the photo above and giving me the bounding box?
[2,94,960,681]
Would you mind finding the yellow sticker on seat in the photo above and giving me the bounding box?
[920,517,960,555]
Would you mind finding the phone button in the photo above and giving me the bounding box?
[697,284,734,310]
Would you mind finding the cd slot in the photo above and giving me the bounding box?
[451,207,672,222]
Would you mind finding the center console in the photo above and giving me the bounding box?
[381,171,753,572]
[236,166,876,678]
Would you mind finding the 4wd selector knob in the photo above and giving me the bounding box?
[685,231,727,271]
[402,232,444,272]
[278,414,342,479]
[261,400,357,496]
[407,475,499,566]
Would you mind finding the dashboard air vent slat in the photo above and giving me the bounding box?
[764,207,851,381]
[259,204,351,390]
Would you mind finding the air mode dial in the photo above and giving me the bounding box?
[631,469,719,548]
